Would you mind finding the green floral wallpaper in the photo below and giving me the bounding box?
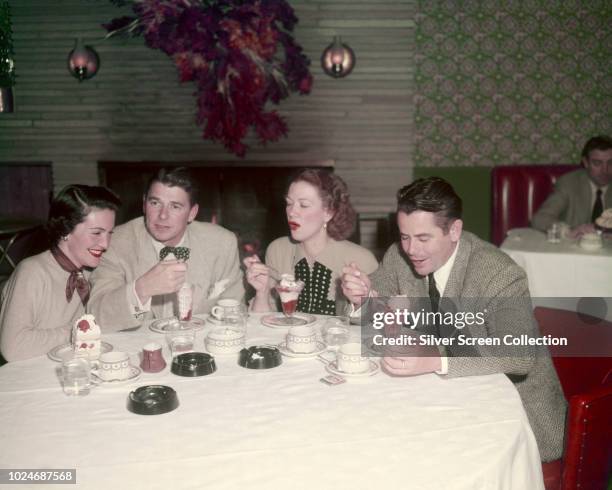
[414,1,611,167]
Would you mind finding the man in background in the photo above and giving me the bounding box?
[531,135,612,236]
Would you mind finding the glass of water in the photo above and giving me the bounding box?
[61,356,91,396]
[166,328,196,358]
[321,316,350,350]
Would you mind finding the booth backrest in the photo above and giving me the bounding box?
[490,165,575,245]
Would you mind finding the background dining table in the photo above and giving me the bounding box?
[501,228,612,320]
[0,313,545,490]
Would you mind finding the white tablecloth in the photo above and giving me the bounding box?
[501,228,612,319]
[0,315,544,490]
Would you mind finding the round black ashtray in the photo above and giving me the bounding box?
[171,352,216,377]
[127,385,179,415]
[238,345,283,369]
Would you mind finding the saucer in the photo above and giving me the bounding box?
[91,365,142,386]
[277,341,327,358]
[149,317,205,333]
[48,341,113,362]
[325,360,379,378]
[205,316,225,326]
[261,313,317,329]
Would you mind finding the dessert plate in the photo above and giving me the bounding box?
[91,365,142,386]
[48,341,113,362]
[261,313,317,329]
[325,360,379,378]
[277,341,326,358]
[149,317,205,333]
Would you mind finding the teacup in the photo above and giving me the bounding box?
[140,342,166,373]
[211,299,245,321]
[286,325,318,354]
[337,342,370,374]
[205,327,245,355]
[94,351,131,381]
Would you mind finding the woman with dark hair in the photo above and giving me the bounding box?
[244,169,377,315]
[0,185,121,361]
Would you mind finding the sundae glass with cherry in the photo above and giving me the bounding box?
[275,274,305,324]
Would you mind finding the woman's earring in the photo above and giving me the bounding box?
[323,222,328,230]
[62,235,68,241]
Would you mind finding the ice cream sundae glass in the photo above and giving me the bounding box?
[275,274,305,325]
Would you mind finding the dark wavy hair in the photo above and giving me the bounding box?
[396,177,462,232]
[47,185,121,245]
[289,169,356,241]
[581,135,612,160]
[145,167,199,206]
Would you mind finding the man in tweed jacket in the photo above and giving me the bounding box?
[342,177,566,462]
[89,168,244,330]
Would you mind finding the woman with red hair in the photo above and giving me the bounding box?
[244,169,378,316]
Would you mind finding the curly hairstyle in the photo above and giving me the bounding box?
[289,169,356,241]
[47,185,121,245]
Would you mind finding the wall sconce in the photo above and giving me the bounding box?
[67,39,100,81]
[321,36,355,78]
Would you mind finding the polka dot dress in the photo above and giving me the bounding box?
[294,258,335,315]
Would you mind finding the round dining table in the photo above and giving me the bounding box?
[501,227,612,320]
[0,314,545,490]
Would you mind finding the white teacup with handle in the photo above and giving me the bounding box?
[92,351,131,381]
[211,299,245,321]
[337,342,370,374]
[286,325,318,353]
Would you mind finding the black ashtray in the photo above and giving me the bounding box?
[127,385,179,415]
[238,345,283,369]
[171,352,216,377]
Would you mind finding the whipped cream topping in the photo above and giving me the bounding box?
[596,208,612,229]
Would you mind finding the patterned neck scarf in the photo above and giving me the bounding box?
[50,245,90,305]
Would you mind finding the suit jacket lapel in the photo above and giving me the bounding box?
[444,235,471,299]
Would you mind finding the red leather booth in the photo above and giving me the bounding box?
[534,307,612,490]
[491,165,575,246]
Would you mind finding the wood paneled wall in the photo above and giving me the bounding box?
[0,0,415,219]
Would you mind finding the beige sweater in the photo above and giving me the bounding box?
[0,251,86,362]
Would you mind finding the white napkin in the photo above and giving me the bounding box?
[208,278,230,300]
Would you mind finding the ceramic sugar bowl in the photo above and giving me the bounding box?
[205,327,245,355]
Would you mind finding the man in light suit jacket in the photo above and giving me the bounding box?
[89,167,244,330]
[531,135,612,236]
[341,177,566,462]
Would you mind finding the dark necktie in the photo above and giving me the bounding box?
[50,245,90,305]
[428,273,440,313]
[159,246,190,261]
[592,189,603,223]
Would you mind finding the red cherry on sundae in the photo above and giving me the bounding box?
[77,320,90,333]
